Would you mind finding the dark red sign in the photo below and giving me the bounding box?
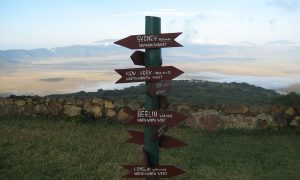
[114,32,182,49]
[127,129,188,149]
[115,66,183,83]
[124,109,186,126]
[147,80,171,96]
[122,164,185,178]
[130,50,145,66]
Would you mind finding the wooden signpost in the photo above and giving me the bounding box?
[122,165,185,178]
[114,32,182,49]
[114,16,186,179]
[115,66,183,83]
[124,109,186,126]
[126,129,187,149]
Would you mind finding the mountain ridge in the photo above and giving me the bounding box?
[46,80,280,105]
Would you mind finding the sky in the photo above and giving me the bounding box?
[0,0,299,96]
[0,0,299,49]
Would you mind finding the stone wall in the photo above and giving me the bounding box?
[0,96,299,130]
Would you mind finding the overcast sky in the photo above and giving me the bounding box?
[0,0,299,49]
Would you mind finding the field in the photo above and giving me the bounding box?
[0,116,299,179]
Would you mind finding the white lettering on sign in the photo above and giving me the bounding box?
[158,37,171,42]
[137,117,166,123]
[156,82,162,88]
[125,76,150,81]
[154,71,171,75]
[152,75,163,80]
[138,42,167,48]
[156,90,166,95]
[137,35,158,43]
[126,71,136,77]
[138,110,158,118]
[157,172,168,175]
[139,70,152,76]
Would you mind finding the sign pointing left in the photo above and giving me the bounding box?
[127,129,188,149]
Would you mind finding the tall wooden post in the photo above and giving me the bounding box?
[114,16,186,179]
[144,16,161,180]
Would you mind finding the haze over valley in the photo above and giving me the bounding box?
[1,0,299,96]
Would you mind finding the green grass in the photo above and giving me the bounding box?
[0,116,299,180]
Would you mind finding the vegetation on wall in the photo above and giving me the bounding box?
[48,80,281,105]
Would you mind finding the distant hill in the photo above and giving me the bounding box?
[0,43,129,64]
[47,80,281,105]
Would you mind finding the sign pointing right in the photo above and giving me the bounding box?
[114,32,182,49]
[124,109,186,126]
[122,164,185,178]
[115,66,183,83]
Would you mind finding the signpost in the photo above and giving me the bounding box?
[114,32,182,49]
[115,66,183,83]
[122,165,185,178]
[124,109,186,126]
[114,16,186,179]
[126,129,188,149]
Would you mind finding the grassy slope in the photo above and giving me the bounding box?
[0,117,299,179]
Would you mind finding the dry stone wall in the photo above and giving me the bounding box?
[0,96,299,130]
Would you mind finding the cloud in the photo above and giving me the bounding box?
[267,39,296,45]
[114,9,194,17]
[39,77,65,82]
[269,19,277,31]
[266,0,299,12]
[182,15,207,43]
[183,71,300,90]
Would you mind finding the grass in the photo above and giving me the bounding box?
[0,116,299,180]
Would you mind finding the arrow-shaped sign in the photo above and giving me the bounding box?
[114,32,182,49]
[147,80,171,96]
[124,109,186,126]
[126,129,188,149]
[122,164,185,178]
[115,66,183,83]
[130,50,145,66]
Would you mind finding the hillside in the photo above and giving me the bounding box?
[47,80,280,105]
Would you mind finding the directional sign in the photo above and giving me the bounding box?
[127,129,188,149]
[124,109,186,126]
[114,32,182,49]
[130,50,145,66]
[147,80,171,96]
[115,66,183,83]
[122,164,185,178]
